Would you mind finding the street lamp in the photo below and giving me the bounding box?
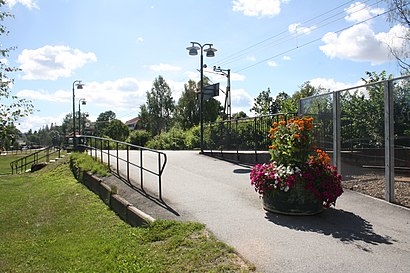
[72,80,84,150]
[213,66,231,120]
[186,41,217,153]
[78,98,86,136]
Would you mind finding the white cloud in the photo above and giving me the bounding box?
[283,55,291,61]
[16,113,67,133]
[149,63,182,72]
[137,37,144,43]
[288,23,316,35]
[17,89,70,102]
[6,0,38,9]
[344,2,384,23]
[267,60,277,67]
[309,78,358,92]
[246,55,256,61]
[232,0,288,17]
[320,23,409,65]
[18,45,97,80]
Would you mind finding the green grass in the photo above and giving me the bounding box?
[70,152,110,177]
[0,154,26,175]
[0,158,254,272]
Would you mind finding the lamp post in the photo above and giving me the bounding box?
[78,98,86,136]
[186,41,217,153]
[72,80,84,150]
[213,66,231,120]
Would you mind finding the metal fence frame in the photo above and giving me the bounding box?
[299,74,410,203]
[79,135,167,200]
[204,113,296,163]
[10,146,61,174]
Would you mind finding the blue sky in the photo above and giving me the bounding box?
[3,0,408,132]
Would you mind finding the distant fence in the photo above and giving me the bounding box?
[203,113,296,163]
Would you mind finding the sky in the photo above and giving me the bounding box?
[2,0,409,132]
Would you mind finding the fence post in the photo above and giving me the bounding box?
[140,149,144,191]
[332,92,341,172]
[384,80,395,202]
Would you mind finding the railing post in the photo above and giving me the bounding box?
[126,146,130,182]
[140,149,144,191]
[384,80,395,202]
[116,142,119,176]
[107,141,111,171]
[254,117,258,162]
[236,119,239,161]
[158,153,162,200]
[100,139,103,164]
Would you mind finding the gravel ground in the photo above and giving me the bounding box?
[342,173,410,208]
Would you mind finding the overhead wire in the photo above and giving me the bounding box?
[234,5,399,73]
[213,0,385,69]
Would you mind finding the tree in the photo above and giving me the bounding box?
[384,0,410,73]
[139,75,175,136]
[0,1,34,149]
[250,88,274,116]
[174,80,199,129]
[95,110,116,136]
[104,119,129,141]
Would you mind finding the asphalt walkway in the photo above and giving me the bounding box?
[102,150,410,273]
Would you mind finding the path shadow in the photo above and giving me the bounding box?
[111,173,180,216]
[265,208,394,248]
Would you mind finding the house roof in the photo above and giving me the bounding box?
[125,117,140,125]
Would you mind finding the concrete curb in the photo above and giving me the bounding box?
[70,161,155,227]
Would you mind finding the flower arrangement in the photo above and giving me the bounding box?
[250,116,343,209]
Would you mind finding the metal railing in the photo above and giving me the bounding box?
[10,146,62,174]
[78,135,167,200]
[204,113,296,163]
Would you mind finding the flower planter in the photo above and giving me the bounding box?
[262,184,324,215]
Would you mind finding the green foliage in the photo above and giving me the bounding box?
[0,2,34,148]
[250,88,274,115]
[127,130,151,147]
[174,80,199,129]
[104,119,130,142]
[139,76,175,136]
[145,126,201,150]
[95,110,116,136]
[0,159,254,272]
[70,152,109,177]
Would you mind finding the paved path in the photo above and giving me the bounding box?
[101,150,410,273]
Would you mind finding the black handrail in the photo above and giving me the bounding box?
[78,135,167,200]
[10,146,61,174]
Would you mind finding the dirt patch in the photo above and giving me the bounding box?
[342,173,410,208]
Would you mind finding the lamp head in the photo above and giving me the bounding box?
[204,46,217,57]
[81,100,86,105]
[76,81,84,89]
[186,44,199,56]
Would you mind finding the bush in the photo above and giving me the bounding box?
[127,130,151,148]
[70,152,109,177]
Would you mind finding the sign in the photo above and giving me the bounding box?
[202,83,219,100]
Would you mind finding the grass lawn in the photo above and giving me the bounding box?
[0,157,254,272]
[0,154,25,175]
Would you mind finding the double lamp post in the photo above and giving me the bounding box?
[72,80,84,150]
[186,41,217,153]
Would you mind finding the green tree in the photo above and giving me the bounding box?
[104,119,129,141]
[0,1,34,149]
[250,88,274,115]
[139,75,175,136]
[95,110,116,136]
[174,80,199,129]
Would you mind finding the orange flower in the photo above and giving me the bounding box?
[279,120,286,126]
[272,122,278,127]
[294,134,300,138]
